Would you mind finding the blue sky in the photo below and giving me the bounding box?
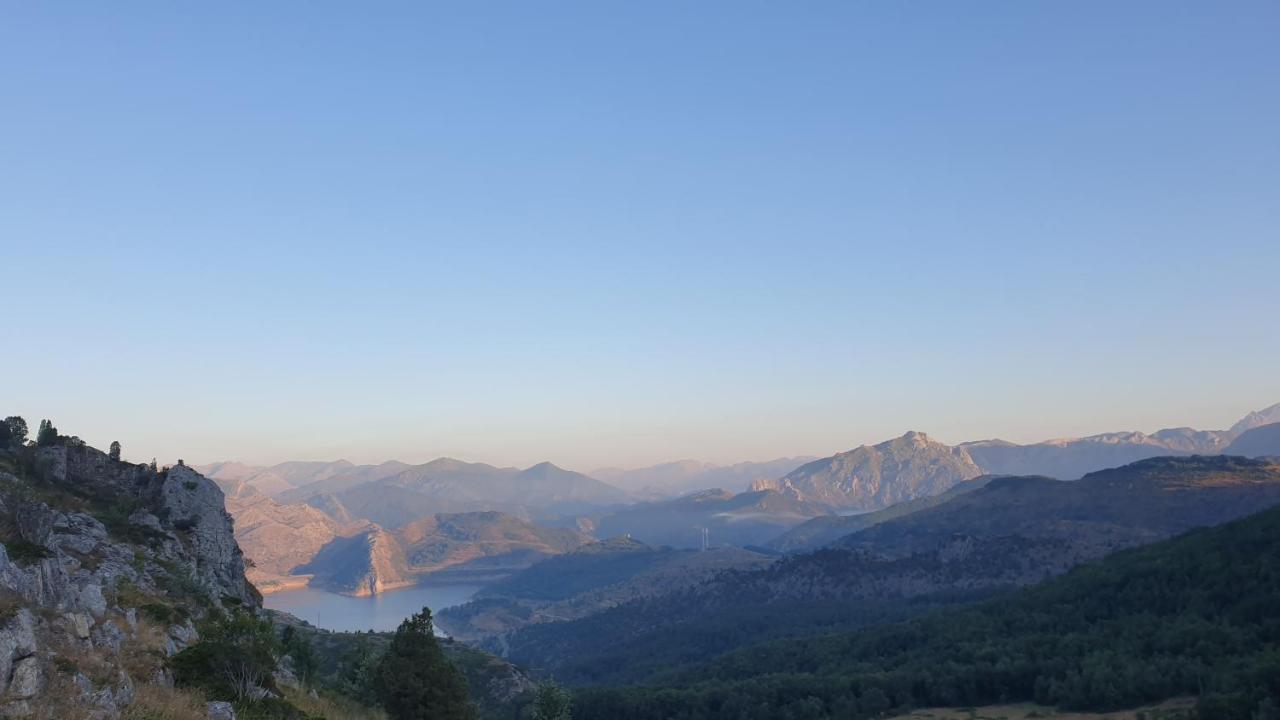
[2,2,1278,469]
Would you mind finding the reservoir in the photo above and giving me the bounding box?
[264,583,481,632]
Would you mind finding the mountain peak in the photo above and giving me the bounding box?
[893,430,933,447]
[1231,402,1280,437]
[777,432,981,511]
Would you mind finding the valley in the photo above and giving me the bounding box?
[4,403,1277,719]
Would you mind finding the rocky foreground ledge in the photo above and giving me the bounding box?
[0,438,256,717]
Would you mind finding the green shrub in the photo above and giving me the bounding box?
[140,602,176,624]
[4,539,51,564]
[172,612,281,701]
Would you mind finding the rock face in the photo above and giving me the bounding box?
[0,439,259,717]
[764,432,982,512]
[156,465,256,606]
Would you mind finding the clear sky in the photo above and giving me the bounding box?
[2,2,1278,471]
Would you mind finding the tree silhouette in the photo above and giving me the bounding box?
[109,441,121,462]
[2,417,26,448]
[36,419,58,447]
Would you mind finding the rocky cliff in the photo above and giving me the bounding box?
[0,438,257,717]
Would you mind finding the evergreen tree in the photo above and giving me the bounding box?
[281,625,319,683]
[375,608,474,720]
[3,417,26,447]
[530,680,573,720]
[340,635,382,706]
[36,419,58,446]
[109,440,121,462]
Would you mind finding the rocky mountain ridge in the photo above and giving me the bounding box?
[757,431,983,511]
[752,403,1280,520]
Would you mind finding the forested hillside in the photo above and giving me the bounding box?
[574,502,1280,720]
[484,456,1280,685]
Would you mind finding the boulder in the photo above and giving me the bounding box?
[207,700,237,720]
[64,612,92,640]
[91,620,126,654]
[7,657,41,699]
[0,610,38,697]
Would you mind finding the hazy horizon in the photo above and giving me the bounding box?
[4,2,1278,470]
[4,399,1275,474]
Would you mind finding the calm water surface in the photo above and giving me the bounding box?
[264,583,480,633]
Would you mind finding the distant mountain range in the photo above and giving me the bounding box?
[210,472,592,595]
[200,402,1280,593]
[590,457,816,498]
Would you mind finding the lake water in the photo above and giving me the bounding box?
[264,583,481,633]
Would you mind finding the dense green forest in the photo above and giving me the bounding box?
[572,503,1280,720]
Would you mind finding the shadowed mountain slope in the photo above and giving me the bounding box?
[1225,422,1280,458]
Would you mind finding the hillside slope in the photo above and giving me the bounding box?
[1225,422,1280,458]
[765,475,1001,552]
[436,538,772,643]
[576,500,1280,720]
[593,488,826,548]
[492,456,1280,685]
[396,510,588,574]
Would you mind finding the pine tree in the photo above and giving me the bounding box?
[375,608,475,720]
[36,419,58,447]
[109,441,121,462]
[530,680,573,720]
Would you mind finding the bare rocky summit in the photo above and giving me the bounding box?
[760,431,983,511]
